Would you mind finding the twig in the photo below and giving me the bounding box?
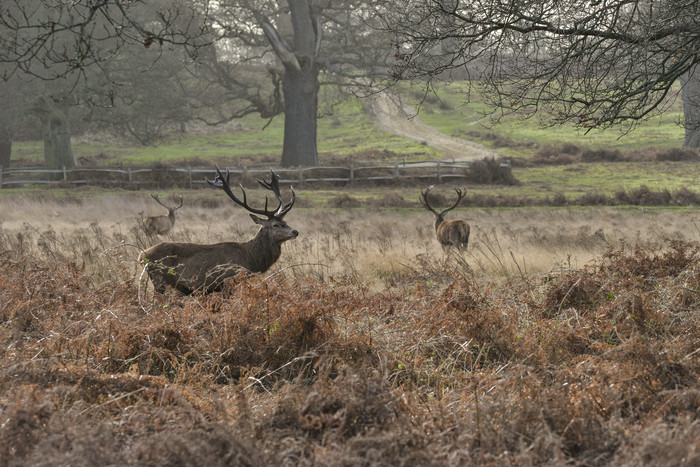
[264,263,330,281]
[80,387,148,415]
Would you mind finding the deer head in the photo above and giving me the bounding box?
[152,193,183,218]
[420,186,465,228]
[207,165,298,244]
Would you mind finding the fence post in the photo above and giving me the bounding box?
[298,168,304,187]
[128,167,133,183]
[349,164,355,185]
[0,165,3,188]
[188,167,192,189]
[394,162,399,179]
[62,166,67,182]
[436,161,441,181]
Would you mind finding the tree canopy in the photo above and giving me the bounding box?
[1,1,391,166]
[373,0,700,146]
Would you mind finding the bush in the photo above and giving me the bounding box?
[655,148,700,162]
[468,158,520,185]
[366,192,412,208]
[581,148,622,162]
[327,194,361,208]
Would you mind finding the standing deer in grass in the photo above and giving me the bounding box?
[138,167,298,295]
[420,186,470,250]
[143,194,183,235]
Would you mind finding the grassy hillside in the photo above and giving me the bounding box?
[408,82,687,155]
[11,98,440,167]
[6,83,699,203]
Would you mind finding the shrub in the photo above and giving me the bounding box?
[366,192,412,208]
[581,148,623,162]
[327,194,362,208]
[655,148,700,162]
[468,157,520,185]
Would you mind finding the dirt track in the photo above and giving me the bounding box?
[366,91,503,160]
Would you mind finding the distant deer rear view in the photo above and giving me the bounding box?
[142,193,183,235]
[420,186,470,250]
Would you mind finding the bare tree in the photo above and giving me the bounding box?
[0,1,211,165]
[373,0,700,147]
[32,94,76,172]
[0,70,33,169]
[420,186,470,250]
[139,167,298,295]
[191,0,391,166]
[1,1,391,166]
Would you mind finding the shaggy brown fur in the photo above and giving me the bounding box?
[140,169,297,294]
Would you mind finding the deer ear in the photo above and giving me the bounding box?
[250,214,265,225]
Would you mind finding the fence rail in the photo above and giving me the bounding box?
[0,159,510,189]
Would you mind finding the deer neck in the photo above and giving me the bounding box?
[434,214,445,231]
[245,228,283,272]
[168,211,176,224]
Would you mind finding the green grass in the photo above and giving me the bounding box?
[12,98,438,166]
[6,82,697,203]
[413,82,687,156]
[12,83,687,165]
[512,161,700,197]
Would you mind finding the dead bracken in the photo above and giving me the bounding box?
[1,207,699,466]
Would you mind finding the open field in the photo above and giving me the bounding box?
[1,192,698,281]
[7,83,697,207]
[2,193,699,465]
[10,81,689,166]
[2,81,699,464]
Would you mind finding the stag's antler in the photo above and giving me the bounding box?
[441,188,465,215]
[151,193,184,211]
[207,166,295,219]
[420,186,465,215]
[257,169,296,218]
[419,186,438,215]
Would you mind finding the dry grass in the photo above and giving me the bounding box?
[1,193,699,465]
[1,193,697,283]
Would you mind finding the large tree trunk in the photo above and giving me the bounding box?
[34,96,76,175]
[263,0,320,167]
[281,65,319,167]
[0,126,10,169]
[680,65,700,148]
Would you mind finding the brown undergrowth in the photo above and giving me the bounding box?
[1,229,698,465]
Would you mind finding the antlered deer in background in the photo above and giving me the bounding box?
[139,167,298,294]
[143,194,183,235]
[420,186,470,250]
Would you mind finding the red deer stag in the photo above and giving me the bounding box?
[420,186,470,250]
[138,167,297,294]
[143,194,183,235]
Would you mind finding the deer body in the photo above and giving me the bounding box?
[143,211,177,235]
[435,218,470,249]
[140,168,297,295]
[421,186,470,250]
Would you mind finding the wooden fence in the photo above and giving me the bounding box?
[0,159,510,189]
